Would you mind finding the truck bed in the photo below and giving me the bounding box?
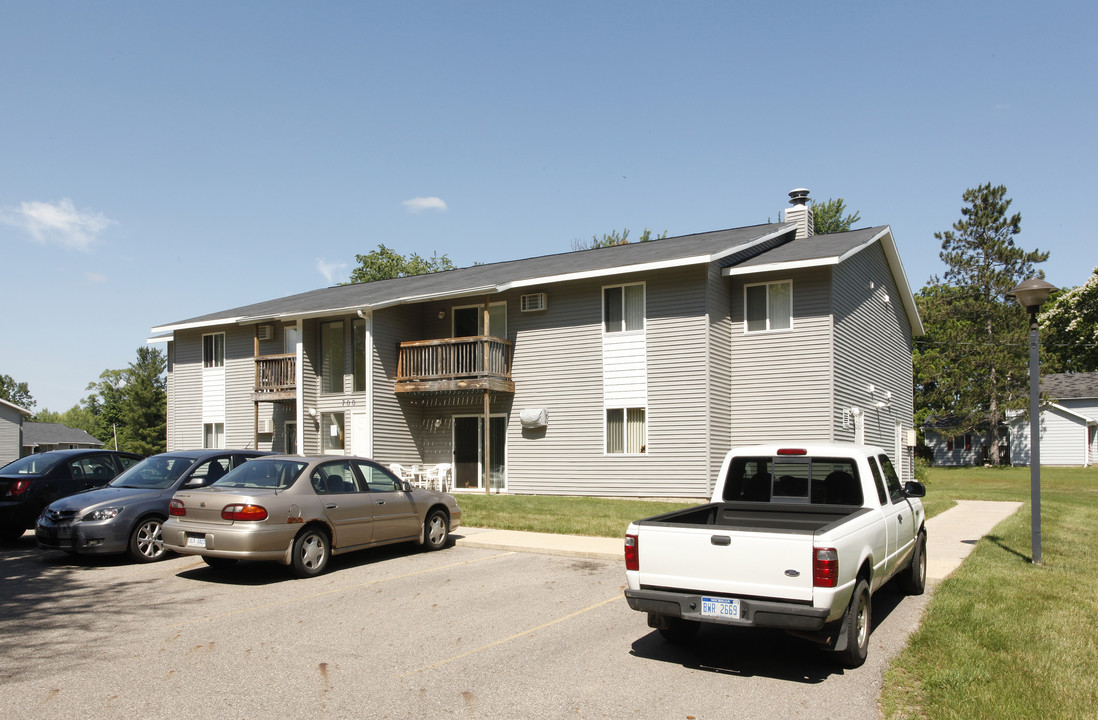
[636,502,867,535]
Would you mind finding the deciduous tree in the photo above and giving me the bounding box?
[0,374,35,411]
[346,244,456,284]
[1041,267,1098,373]
[811,198,861,235]
[571,227,668,251]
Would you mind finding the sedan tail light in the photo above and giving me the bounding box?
[625,534,639,571]
[5,479,33,497]
[221,504,268,522]
[169,499,186,516]
[813,547,838,587]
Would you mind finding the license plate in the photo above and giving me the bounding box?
[701,596,740,620]
[186,534,206,548]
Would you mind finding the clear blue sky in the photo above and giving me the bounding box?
[3,1,1095,412]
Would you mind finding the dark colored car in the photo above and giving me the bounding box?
[36,450,270,562]
[0,449,143,542]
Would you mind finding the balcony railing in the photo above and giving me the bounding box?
[396,336,514,393]
[253,353,296,401]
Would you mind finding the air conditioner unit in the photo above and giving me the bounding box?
[257,324,274,341]
[258,418,273,434]
[520,293,547,312]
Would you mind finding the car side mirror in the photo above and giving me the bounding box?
[400,480,412,493]
[184,476,206,489]
[903,481,926,498]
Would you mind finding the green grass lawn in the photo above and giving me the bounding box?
[882,465,1098,720]
[456,493,695,538]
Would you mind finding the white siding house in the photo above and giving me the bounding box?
[151,191,924,495]
[0,399,31,467]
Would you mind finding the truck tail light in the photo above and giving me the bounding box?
[625,534,639,571]
[6,479,33,497]
[813,547,838,587]
[222,504,268,522]
[169,499,186,516]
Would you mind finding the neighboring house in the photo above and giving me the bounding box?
[149,189,924,496]
[21,422,105,456]
[0,399,32,467]
[1009,372,1098,467]
[921,421,1009,467]
[925,372,1098,467]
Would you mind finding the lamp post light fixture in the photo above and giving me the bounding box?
[1007,277,1057,565]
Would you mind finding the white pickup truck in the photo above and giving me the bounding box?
[624,443,927,667]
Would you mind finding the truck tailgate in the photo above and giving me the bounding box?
[637,524,814,602]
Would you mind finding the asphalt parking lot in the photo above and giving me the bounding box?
[1,532,930,720]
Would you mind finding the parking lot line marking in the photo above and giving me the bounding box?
[396,593,622,679]
[165,552,516,628]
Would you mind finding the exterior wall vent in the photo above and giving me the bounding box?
[258,418,273,434]
[520,293,547,312]
[257,324,274,341]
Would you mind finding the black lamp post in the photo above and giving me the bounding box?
[1007,277,1057,565]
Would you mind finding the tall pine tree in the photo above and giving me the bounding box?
[914,183,1048,464]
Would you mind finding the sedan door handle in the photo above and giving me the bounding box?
[325,504,338,509]
[897,514,904,524]
[375,500,386,506]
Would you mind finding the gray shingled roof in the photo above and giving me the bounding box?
[22,422,104,448]
[154,223,794,330]
[153,222,920,334]
[1042,372,1098,400]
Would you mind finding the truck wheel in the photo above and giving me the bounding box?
[658,618,700,644]
[900,530,927,596]
[835,579,871,668]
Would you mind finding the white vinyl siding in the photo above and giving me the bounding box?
[504,270,711,497]
[731,269,832,445]
[832,244,915,480]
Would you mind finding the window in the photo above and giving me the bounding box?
[604,284,644,333]
[606,407,646,454]
[946,436,954,451]
[320,321,345,394]
[745,280,792,332]
[203,423,225,449]
[203,333,225,368]
[310,460,359,494]
[353,318,366,393]
[964,434,973,451]
[321,412,345,453]
[353,460,399,492]
[878,454,905,504]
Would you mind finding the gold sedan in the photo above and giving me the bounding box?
[163,455,461,577]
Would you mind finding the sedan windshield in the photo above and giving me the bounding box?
[109,456,193,489]
[213,459,307,490]
[0,454,62,475]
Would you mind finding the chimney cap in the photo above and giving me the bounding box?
[788,188,811,206]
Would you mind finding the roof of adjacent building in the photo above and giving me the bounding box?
[152,221,923,335]
[1042,372,1098,400]
[22,422,104,449]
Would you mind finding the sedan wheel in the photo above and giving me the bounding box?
[423,510,449,551]
[291,527,330,578]
[128,518,167,562]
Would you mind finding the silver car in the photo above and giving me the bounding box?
[35,450,270,562]
[162,455,461,577]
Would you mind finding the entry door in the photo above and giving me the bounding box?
[453,416,507,490]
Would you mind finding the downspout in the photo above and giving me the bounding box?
[357,309,373,457]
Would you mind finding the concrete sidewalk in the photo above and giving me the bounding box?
[454,499,1023,581]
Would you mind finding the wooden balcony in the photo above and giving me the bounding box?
[252,353,297,402]
[396,336,514,394]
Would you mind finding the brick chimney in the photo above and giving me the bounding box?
[785,188,814,239]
